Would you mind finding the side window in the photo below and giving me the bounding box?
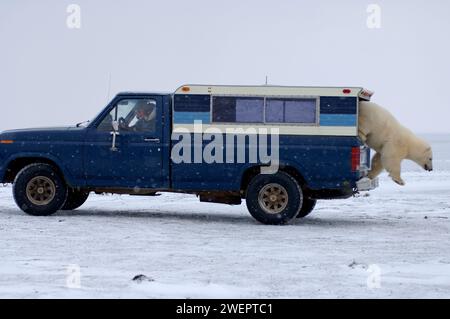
[97,99,157,132]
[212,97,264,123]
[266,98,317,124]
[211,96,317,125]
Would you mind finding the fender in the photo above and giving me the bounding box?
[1,152,80,187]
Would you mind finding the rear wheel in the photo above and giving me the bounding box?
[245,172,303,225]
[62,188,90,210]
[13,164,68,216]
[296,197,317,218]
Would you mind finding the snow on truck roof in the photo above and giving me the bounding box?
[175,84,373,100]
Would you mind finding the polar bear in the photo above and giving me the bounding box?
[358,101,433,185]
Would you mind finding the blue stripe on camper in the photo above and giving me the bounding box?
[320,114,357,126]
[173,112,211,124]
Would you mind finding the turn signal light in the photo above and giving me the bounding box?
[0,140,14,144]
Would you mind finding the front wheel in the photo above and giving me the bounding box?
[245,172,303,225]
[62,188,90,210]
[13,163,68,216]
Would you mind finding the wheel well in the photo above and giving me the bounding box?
[3,157,65,183]
[240,165,308,194]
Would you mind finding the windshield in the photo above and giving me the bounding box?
[76,105,109,128]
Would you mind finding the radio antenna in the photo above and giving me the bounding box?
[265,75,268,85]
[106,72,112,101]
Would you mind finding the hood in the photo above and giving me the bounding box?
[0,126,85,142]
[1,126,75,133]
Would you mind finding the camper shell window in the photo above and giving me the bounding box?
[266,98,317,124]
[211,96,319,125]
[212,96,264,123]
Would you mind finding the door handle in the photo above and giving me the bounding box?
[110,130,120,151]
[144,138,160,143]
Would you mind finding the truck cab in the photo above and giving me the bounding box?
[0,85,378,225]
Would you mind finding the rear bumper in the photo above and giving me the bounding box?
[356,177,379,191]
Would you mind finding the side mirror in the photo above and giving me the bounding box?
[112,120,119,132]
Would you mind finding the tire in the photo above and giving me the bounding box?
[13,163,68,216]
[296,197,317,218]
[62,188,90,210]
[245,171,303,225]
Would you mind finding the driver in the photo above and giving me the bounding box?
[130,101,156,132]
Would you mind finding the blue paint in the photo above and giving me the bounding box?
[320,114,357,126]
[171,134,363,191]
[174,112,211,124]
[0,94,172,189]
[0,92,369,202]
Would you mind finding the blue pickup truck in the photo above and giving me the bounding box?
[0,85,378,224]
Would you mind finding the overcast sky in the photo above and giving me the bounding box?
[0,0,449,133]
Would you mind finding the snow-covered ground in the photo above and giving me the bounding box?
[1,171,449,299]
[1,134,449,298]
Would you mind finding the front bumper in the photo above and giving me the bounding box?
[356,177,379,191]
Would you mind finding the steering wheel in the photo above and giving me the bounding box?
[118,117,128,130]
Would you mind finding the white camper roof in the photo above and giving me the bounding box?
[174,84,373,101]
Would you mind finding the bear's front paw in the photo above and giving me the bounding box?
[392,177,405,186]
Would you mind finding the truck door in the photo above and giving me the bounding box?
[84,96,164,188]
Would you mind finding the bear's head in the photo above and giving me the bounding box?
[421,146,433,172]
[411,140,433,172]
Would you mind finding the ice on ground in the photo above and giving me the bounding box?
[0,170,449,298]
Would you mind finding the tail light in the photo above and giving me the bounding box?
[351,147,361,171]
[360,146,369,169]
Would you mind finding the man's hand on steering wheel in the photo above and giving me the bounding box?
[118,117,130,131]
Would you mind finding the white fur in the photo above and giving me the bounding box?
[358,101,433,185]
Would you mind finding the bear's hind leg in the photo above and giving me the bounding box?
[381,154,405,186]
[368,152,383,179]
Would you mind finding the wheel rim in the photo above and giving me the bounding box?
[258,183,288,214]
[26,176,56,206]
